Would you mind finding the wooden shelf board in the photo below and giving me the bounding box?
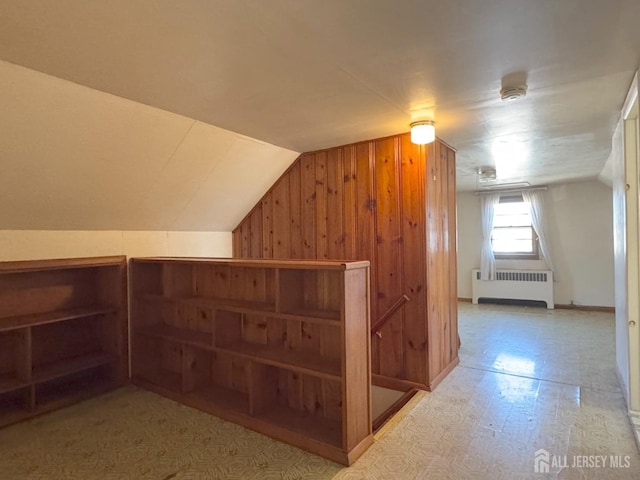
[33,352,115,384]
[217,342,341,380]
[0,375,29,395]
[136,324,213,351]
[256,405,342,448]
[132,257,369,270]
[139,294,276,315]
[0,306,117,332]
[185,297,276,313]
[184,385,250,416]
[0,255,125,274]
[280,307,341,322]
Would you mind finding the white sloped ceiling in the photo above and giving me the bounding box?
[0,60,299,231]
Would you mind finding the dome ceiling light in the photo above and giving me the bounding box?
[410,120,436,144]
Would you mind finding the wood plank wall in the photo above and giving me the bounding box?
[233,133,458,390]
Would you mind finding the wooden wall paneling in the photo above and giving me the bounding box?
[447,146,459,361]
[434,143,445,376]
[289,163,303,259]
[232,228,242,257]
[426,141,450,381]
[315,151,329,260]
[342,146,358,260]
[261,194,274,259]
[399,135,428,385]
[354,142,378,369]
[439,144,452,370]
[272,177,291,258]
[301,154,317,259]
[326,147,345,260]
[425,142,440,381]
[229,133,459,392]
[241,220,250,257]
[249,205,263,258]
[374,137,404,379]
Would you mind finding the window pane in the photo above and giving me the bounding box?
[494,214,531,227]
[491,227,533,241]
[493,239,534,253]
[491,199,534,254]
[495,202,530,215]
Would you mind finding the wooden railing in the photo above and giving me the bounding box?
[371,294,410,337]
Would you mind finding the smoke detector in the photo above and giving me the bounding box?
[500,85,527,101]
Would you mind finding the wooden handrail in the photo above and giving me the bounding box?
[371,294,410,335]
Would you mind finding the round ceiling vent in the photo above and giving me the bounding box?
[500,85,527,101]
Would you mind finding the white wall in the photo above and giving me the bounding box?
[457,180,615,307]
[0,60,299,232]
[0,230,232,261]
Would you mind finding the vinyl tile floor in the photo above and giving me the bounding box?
[339,303,640,479]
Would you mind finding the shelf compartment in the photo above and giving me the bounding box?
[0,387,32,428]
[256,405,342,448]
[218,342,340,380]
[134,367,182,393]
[131,335,183,393]
[0,376,29,395]
[136,324,213,351]
[182,346,250,414]
[34,366,115,411]
[32,352,115,383]
[250,364,343,447]
[278,269,342,320]
[0,306,116,332]
[184,385,250,417]
[0,329,29,393]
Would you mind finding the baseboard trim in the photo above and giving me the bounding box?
[458,297,614,313]
[555,304,615,313]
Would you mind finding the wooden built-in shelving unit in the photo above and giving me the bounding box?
[0,256,128,428]
[130,257,372,465]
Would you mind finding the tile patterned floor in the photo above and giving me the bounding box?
[338,303,640,479]
[0,303,638,479]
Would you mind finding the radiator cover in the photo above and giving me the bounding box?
[471,269,554,309]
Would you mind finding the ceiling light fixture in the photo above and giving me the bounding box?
[410,120,436,144]
[476,167,497,182]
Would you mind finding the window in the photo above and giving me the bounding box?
[491,195,539,259]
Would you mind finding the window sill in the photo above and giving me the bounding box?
[495,254,540,261]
